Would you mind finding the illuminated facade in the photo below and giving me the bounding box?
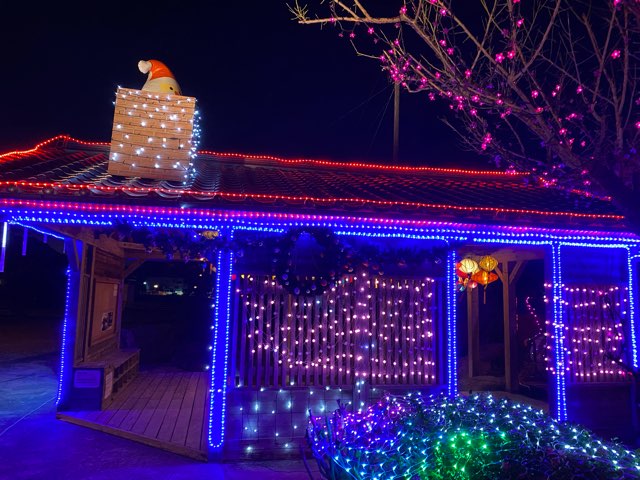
[1,135,638,458]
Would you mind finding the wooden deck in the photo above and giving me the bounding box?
[58,371,210,461]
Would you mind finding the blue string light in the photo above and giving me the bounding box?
[558,243,638,371]
[57,267,72,406]
[2,202,639,446]
[2,204,640,246]
[0,222,7,273]
[447,249,458,398]
[8,221,67,241]
[629,248,638,369]
[552,243,567,422]
[208,230,234,449]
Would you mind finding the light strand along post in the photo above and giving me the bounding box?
[447,247,458,398]
[57,238,82,409]
[551,243,568,421]
[208,230,234,450]
[0,222,7,273]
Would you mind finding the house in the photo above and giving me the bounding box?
[0,94,638,460]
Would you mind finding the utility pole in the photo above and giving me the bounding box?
[393,82,400,163]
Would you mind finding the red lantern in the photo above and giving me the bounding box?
[472,270,498,303]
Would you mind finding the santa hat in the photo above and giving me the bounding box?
[138,59,175,80]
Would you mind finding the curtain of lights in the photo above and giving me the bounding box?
[233,273,441,388]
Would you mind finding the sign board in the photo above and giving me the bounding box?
[73,369,101,389]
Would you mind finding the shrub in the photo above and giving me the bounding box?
[307,393,640,479]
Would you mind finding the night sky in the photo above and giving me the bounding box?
[1,1,482,167]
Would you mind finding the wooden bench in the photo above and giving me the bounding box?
[72,349,140,409]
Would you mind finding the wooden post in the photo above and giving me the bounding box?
[58,238,84,410]
[496,260,524,393]
[467,286,480,378]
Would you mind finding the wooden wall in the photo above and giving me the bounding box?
[222,268,447,458]
[80,246,124,363]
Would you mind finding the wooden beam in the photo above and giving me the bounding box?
[122,259,145,279]
[467,286,480,378]
[501,261,519,392]
[509,261,525,284]
[458,247,544,263]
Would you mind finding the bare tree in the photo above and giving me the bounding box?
[291,0,640,230]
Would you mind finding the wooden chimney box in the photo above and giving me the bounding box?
[108,87,197,181]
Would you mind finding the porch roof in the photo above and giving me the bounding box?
[0,135,626,230]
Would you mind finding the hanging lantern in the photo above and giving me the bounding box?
[459,258,480,275]
[472,269,499,303]
[201,230,219,239]
[456,262,467,279]
[478,255,498,272]
[472,269,498,286]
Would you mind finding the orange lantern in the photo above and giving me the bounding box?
[472,268,498,303]
[472,269,498,286]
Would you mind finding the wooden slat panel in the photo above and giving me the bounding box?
[296,296,304,387]
[157,374,192,442]
[272,278,282,387]
[131,372,174,434]
[186,372,208,450]
[563,284,629,384]
[59,372,208,460]
[232,274,443,388]
[344,277,353,385]
[332,288,342,385]
[320,291,328,386]
[119,373,164,431]
[256,281,265,387]
[143,374,184,438]
[264,279,273,387]
[171,373,199,445]
[247,278,256,387]
[238,279,248,387]
[375,278,384,384]
[408,279,416,385]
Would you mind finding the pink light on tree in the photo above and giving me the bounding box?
[290,0,640,231]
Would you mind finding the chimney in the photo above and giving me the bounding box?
[107,87,198,182]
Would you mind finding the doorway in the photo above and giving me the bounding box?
[459,256,548,406]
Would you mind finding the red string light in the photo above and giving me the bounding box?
[1,134,523,176]
[0,135,109,161]
[0,135,619,213]
[197,149,526,176]
[0,179,624,220]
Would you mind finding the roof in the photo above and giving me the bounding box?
[0,135,626,230]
